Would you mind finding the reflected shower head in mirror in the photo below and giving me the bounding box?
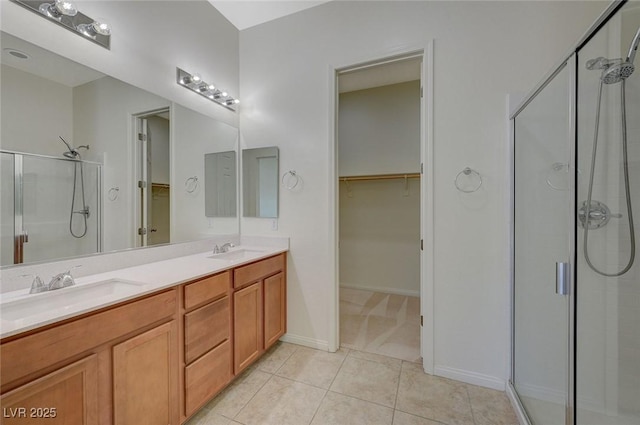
[59,136,88,159]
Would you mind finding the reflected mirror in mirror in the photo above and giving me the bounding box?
[242,147,279,218]
[205,151,237,218]
[0,32,239,267]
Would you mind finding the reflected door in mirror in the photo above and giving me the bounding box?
[242,147,279,218]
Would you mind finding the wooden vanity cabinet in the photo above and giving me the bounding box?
[182,271,232,419]
[0,355,98,425]
[113,321,178,425]
[0,252,287,425]
[0,289,179,425]
[233,253,286,375]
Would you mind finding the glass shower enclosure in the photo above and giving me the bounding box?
[511,1,639,424]
[1,151,101,266]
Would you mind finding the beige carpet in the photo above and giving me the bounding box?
[339,287,421,363]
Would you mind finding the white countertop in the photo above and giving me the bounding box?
[0,245,287,339]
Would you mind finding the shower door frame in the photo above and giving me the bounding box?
[508,1,629,424]
[1,149,103,265]
[509,54,577,425]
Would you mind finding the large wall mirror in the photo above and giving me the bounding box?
[242,147,279,218]
[0,31,239,267]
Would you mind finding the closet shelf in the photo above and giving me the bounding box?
[339,173,420,182]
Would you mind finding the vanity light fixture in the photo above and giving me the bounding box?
[10,0,111,49]
[177,68,239,111]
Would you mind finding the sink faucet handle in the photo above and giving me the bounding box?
[213,244,220,254]
[23,274,47,294]
[48,271,76,290]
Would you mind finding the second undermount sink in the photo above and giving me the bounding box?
[208,248,265,262]
[1,279,147,322]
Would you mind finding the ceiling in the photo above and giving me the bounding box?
[339,56,422,93]
[208,0,331,30]
[1,32,104,87]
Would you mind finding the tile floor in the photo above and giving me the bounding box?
[340,287,421,362]
[186,342,519,425]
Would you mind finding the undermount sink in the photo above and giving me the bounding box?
[208,248,265,262]
[1,279,147,322]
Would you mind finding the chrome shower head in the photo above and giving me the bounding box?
[59,136,84,159]
[601,61,634,84]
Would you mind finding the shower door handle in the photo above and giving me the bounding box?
[556,262,570,295]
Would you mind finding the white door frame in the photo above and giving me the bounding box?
[131,107,170,248]
[327,41,435,374]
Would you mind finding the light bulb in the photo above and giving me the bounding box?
[208,84,215,90]
[221,91,228,97]
[39,0,78,18]
[192,74,202,83]
[78,21,111,38]
[234,99,240,104]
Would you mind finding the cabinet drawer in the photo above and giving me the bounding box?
[234,254,284,289]
[184,297,230,364]
[184,271,230,310]
[184,340,231,416]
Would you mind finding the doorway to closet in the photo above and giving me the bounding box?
[133,108,171,247]
[337,56,423,363]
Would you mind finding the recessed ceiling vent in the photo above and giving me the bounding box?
[3,48,30,60]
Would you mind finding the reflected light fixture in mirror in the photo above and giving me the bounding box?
[10,0,111,49]
[177,68,240,111]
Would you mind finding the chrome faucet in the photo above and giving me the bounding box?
[47,271,76,290]
[28,275,47,294]
[213,242,235,254]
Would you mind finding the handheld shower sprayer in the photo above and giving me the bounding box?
[58,136,90,238]
[582,27,639,277]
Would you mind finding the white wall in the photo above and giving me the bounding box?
[1,64,73,155]
[239,0,607,386]
[73,76,170,252]
[172,103,239,242]
[339,81,420,296]
[339,81,420,176]
[0,0,239,128]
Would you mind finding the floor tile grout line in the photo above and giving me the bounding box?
[228,370,275,422]
[465,385,478,425]
[393,407,451,425]
[326,388,397,411]
[393,360,404,410]
[325,347,350,391]
[266,343,299,375]
[307,387,329,425]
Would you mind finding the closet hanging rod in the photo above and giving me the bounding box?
[339,173,420,182]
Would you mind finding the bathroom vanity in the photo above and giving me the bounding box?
[0,249,287,425]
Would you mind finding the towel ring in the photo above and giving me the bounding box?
[454,167,482,193]
[281,170,300,190]
[108,187,119,201]
[546,162,569,191]
[185,176,199,193]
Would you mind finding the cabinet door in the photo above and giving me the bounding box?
[113,321,178,425]
[263,272,286,349]
[233,282,263,374]
[0,355,98,424]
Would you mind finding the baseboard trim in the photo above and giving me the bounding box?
[340,283,420,298]
[514,382,566,405]
[434,365,505,391]
[507,381,531,425]
[280,333,329,351]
